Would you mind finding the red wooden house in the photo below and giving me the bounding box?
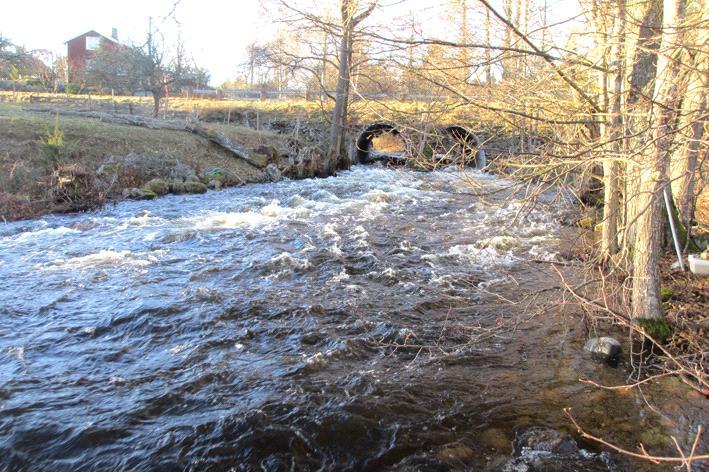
[65,29,118,82]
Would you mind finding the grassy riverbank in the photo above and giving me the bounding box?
[0,103,292,220]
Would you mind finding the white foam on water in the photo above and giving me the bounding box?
[478,276,508,289]
[8,226,79,244]
[39,250,157,270]
[260,200,283,217]
[7,346,25,363]
[527,246,559,261]
[345,284,365,293]
[168,344,190,355]
[304,351,327,366]
[476,236,519,251]
[256,252,312,280]
[449,244,518,268]
[192,211,273,229]
[350,225,370,249]
[365,190,396,203]
[430,273,455,288]
[322,223,343,256]
[329,268,350,283]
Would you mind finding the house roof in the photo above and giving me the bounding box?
[65,30,118,45]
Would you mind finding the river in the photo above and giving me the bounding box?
[0,166,680,470]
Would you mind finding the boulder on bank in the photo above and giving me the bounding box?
[169,160,200,183]
[122,188,156,200]
[169,181,187,194]
[120,179,208,201]
[144,178,170,196]
[185,181,208,194]
[584,336,622,366]
[200,167,243,187]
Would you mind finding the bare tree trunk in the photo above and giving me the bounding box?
[513,0,521,73]
[601,0,626,262]
[631,0,686,320]
[459,0,469,85]
[327,0,376,173]
[152,92,160,118]
[503,0,513,79]
[327,18,353,174]
[485,7,492,86]
[627,0,663,106]
[623,0,663,252]
[672,54,707,238]
[319,33,330,100]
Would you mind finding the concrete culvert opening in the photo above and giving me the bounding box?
[441,125,486,169]
[356,123,406,164]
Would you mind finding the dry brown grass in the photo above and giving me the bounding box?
[0,90,551,137]
[371,132,406,153]
[0,102,292,220]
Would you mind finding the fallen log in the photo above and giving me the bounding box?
[186,122,263,169]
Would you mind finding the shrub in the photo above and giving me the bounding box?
[48,163,105,213]
[40,116,66,164]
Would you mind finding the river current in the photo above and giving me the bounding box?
[1,166,645,470]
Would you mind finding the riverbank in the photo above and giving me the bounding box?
[0,103,308,221]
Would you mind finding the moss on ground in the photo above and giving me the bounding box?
[144,179,170,196]
[637,318,672,343]
[185,181,208,194]
[660,286,674,302]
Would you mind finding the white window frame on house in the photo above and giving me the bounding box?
[86,36,100,51]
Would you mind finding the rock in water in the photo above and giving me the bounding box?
[265,163,282,182]
[513,427,578,456]
[584,337,622,366]
[503,427,616,471]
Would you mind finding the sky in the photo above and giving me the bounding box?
[2,0,274,85]
[2,0,583,86]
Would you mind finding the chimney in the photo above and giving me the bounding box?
[111,28,118,41]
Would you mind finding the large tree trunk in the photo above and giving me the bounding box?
[671,50,707,240]
[631,0,686,320]
[623,0,663,252]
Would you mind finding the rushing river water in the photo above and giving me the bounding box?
[0,166,677,470]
